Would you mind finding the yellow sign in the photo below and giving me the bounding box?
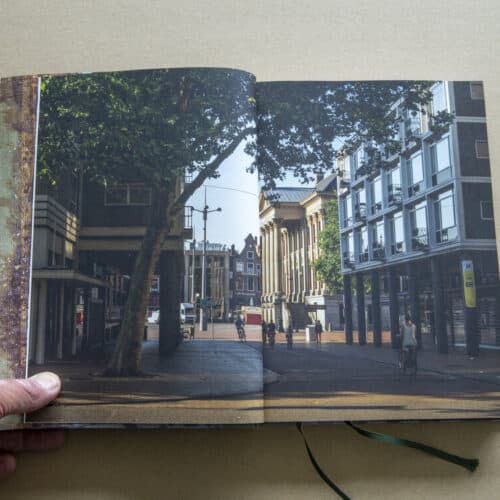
[461,260,476,308]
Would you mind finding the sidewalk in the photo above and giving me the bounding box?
[32,339,276,402]
[296,331,500,384]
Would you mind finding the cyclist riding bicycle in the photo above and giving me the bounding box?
[400,313,418,373]
[235,316,246,341]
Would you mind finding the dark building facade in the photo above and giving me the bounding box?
[337,81,499,354]
[229,234,262,313]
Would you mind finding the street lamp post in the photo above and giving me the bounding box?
[188,192,222,331]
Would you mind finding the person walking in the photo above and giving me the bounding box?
[267,319,276,348]
[286,324,293,349]
[315,319,323,344]
[261,319,268,344]
[400,313,418,371]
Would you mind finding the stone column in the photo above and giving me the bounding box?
[356,273,366,345]
[371,270,382,347]
[343,275,353,344]
[431,256,448,354]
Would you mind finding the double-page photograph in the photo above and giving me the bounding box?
[0,69,498,427]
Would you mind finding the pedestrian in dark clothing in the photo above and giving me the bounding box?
[261,320,268,344]
[267,320,276,348]
[315,320,323,344]
[286,325,293,349]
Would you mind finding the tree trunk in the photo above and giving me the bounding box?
[105,189,171,376]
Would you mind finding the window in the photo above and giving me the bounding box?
[344,156,353,181]
[431,136,452,185]
[432,82,447,113]
[390,211,405,254]
[434,190,457,243]
[358,227,369,263]
[236,261,244,272]
[475,140,489,159]
[247,262,254,274]
[343,232,355,266]
[410,201,428,250]
[256,264,261,274]
[248,277,254,291]
[371,220,385,260]
[356,147,364,170]
[387,167,402,206]
[371,176,383,213]
[343,195,353,227]
[105,184,152,206]
[150,276,160,293]
[408,153,424,197]
[470,82,484,100]
[354,189,366,221]
[247,250,254,260]
[480,201,494,220]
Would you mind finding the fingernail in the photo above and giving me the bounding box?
[30,372,61,392]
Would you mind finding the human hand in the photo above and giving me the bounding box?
[0,372,64,479]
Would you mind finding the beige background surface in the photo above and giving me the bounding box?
[1,1,499,498]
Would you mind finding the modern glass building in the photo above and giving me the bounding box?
[337,81,499,354]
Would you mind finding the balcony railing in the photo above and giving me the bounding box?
[371,201,383,214]
[391,241,405,255]
[358,251,369,263]
[412,231,429,251]
[388,184,403,206]
[354,203,367,222]
[436,226,457,244]
[407,181,424,198]
[343,252,355,268]
[372,246,386,261]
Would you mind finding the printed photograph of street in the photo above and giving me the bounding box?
[24,72,500,425]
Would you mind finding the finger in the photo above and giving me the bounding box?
[0,373,61,418]
[0,430,65,452]
[0,453,16,480]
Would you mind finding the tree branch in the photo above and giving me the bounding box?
[170,125,256,214]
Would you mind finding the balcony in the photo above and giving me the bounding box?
[407,182,424,198]
[372,246,386,261]
[358,251,369,264]
[354,203,367,223]
[343,252,355,269]
[371,201,383,215]
[391,241,405,255]
[411,231,429,251]
[436,226,457,244]
[387,185,403,207]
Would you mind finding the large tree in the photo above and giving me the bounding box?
[38,74,445,375]
[313,197,342,294]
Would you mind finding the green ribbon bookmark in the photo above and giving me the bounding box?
[345,422,479,472]
[296,423,351,500]
[297,422,479,499]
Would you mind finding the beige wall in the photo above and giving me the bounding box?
[1,1,500,499]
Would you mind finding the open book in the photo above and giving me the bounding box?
[0,68,498,428]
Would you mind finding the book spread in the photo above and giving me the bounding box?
[0,69,498,428]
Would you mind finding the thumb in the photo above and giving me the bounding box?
[0,373,61,418]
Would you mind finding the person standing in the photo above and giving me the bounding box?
[315,319,323,344]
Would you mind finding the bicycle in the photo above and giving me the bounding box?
[237,327,246,342]
[402,346,417,375]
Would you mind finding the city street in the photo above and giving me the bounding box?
[28,323,500,425]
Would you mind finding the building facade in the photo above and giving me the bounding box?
[338,81,499,354]
[183,241,230,321]
[29,173,191,365]
[229,234,262,313]
[259,174,342,330]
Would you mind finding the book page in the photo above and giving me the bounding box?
[0,67,264,427]
[256,80,500,423]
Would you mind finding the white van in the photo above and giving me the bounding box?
[180,303,195,324]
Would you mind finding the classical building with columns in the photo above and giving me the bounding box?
[338,81,499,354]
[259,174,341,330]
